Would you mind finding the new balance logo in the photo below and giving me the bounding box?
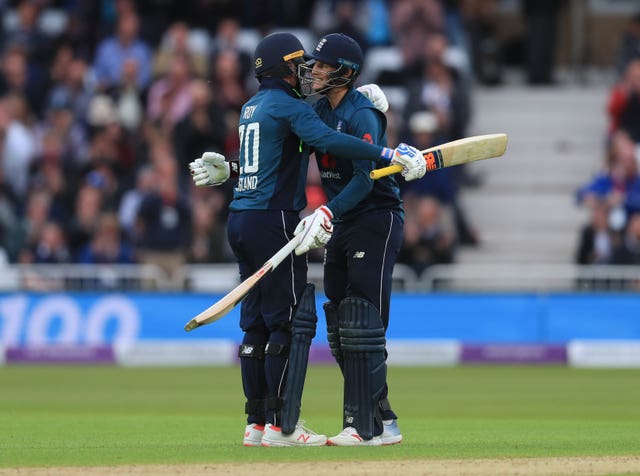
[353,251,365,259]
[297,434,311,443]
[241,346,253,355]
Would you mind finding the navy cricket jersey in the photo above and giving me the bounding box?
[313,88,403,221]
[230,78,389,212]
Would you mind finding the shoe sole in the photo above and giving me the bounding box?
[262,439,326,447]
[327,438,382,447]
[243,440,263,446]
[381,436,403,446]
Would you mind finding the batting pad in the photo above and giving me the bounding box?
[339,297,386,440]
[280,283,317,434]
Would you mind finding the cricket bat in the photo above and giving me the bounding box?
[370,133,508,179]
[184,234,303,332]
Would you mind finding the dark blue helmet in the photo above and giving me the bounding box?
[254,32,306,79]
[306,33,363,78]
[298,33,364,95]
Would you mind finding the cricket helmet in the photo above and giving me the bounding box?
[254,32,306,79]
[299,33,363,95]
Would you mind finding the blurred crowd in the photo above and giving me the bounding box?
[0,0,526,283]
[574,11,640,270]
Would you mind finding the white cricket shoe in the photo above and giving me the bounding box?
[381,419,403,445]
[327,427,382,446]
[243,423,264,446]
[261,421,327,447]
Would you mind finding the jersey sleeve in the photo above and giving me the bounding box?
[326,107,385,218]
[286,100,392,162]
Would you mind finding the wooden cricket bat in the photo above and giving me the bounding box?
[184,234,303,332]
[370,133,508,179]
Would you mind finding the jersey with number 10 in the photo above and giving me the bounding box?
[230,78,387,212]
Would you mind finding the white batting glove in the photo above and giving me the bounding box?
[293,205,334,255]
[189,152,230,186]
[357,83,389,113]
[391,143,426,181]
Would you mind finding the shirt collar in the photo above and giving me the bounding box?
[259,77,302,98]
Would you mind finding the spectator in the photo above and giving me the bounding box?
[77,212,135,264]
[616,11,640,78]
[389,0,446,80]
[320,0,369,53]
[14,189,52,259]
[173,79,228,192]
[29,129,75,224]
[153,21,209,79]
[66,181,104,259]
[398,195,456,276]
[0,45,45,118]
[209,48,250,113]
[2,0,54,104]
[575,200,620,265]
[45,54,95,137]
[36,90,88,175]
[209,17,253,84]
[27,221,71,264]
[404,45,470,142]
[92,10,153,92]
[402,110,478,245]
[188,191,232,263]
[118,165,156,240]
[612,212,640,267]
[607,58,640,142]
[460,0,503,85]
[0,94,37,203]
[146,55,195,134]
[0,181,21,261]
[134,143,191,286]
[576,129,640,228]
[85,94,137,186]
[522,0,566,85]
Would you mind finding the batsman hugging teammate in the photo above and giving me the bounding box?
[298,33,406,446]
[189,32,426,446]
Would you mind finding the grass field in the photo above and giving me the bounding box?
[1,365,640,469]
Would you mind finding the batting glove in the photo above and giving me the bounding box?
[293,205,334,255]
[391,143,426,181]
[357,83,389,113]
[189,152,230,186]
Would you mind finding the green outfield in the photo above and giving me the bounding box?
[1,365,639,468]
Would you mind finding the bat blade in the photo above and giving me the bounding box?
[184,234,302,332]
[184,267,269,331]
[370,133,508,179]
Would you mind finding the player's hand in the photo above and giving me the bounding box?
[293,205,334,255]
[357,83,389,113]
[189,152,230,186]
[391,143,426,181]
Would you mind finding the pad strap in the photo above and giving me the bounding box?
[245,398,266,415]
[266,396,283,413]
[238,343,265,359]
[324,301,343,370]
[265,342,290,356]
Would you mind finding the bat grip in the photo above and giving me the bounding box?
[370,164,403,179]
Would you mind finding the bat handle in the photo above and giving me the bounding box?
[370,164,403,180]
[265,234,303,269]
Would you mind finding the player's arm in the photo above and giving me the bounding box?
[288,101,393,162]
[288,102,425,180]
